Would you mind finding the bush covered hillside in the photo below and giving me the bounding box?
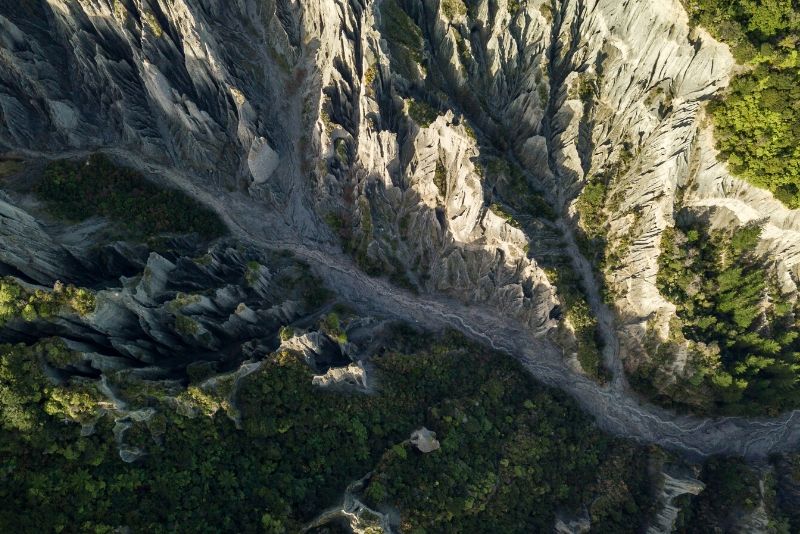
[36,155,226,239]
[0,278,94,325]
[0,328,660,533]
[646,216,800,414]
[684,0,800,206]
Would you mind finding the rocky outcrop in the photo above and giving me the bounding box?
[303,473,395,533]
[554,510,590,534]
[410,426,440,453]
[0,0,560,337]
[648,469,705,534]
[0,0,297,190]
[283,330,351,371]
[0,191,87,284]
[83,243,319,372]
[309,0,560,333]
[312,362,370,391]
[0,194,327,378]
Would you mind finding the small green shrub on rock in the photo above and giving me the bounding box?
[407,98,439,127]
[0,278,95,326]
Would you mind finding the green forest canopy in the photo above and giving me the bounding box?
[0,328,659,533]
[654,218,800,414]
[0,277,94,326]
[684,0,800,207]
[35,155,226,240]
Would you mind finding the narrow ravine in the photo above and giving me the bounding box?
[540,0,626,389]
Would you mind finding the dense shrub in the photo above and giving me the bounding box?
[709,67,800,207]
[575,179,608,265]
[363,335,649,532]
[379,0,425,79]
[440,0,467,19]
[487,158,557,222]
[0,340,102,435]
[407,98,439,127]
[35,154,226,240]
[652,218,800,414]
[0,277,94,326]
[545,265,608,382]
[489,202,521,227]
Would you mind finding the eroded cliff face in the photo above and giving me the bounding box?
[0,0,560,336]
[1,0,798,388]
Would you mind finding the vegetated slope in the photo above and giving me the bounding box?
[683,0,800,207]
[0,277,94,325]
[0,324,661,533]
[674,456,789,533]
[641,219,800,415]
[627,0,800,415]
[36,155,226,240]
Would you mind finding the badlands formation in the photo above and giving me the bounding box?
[2,0,800,531]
